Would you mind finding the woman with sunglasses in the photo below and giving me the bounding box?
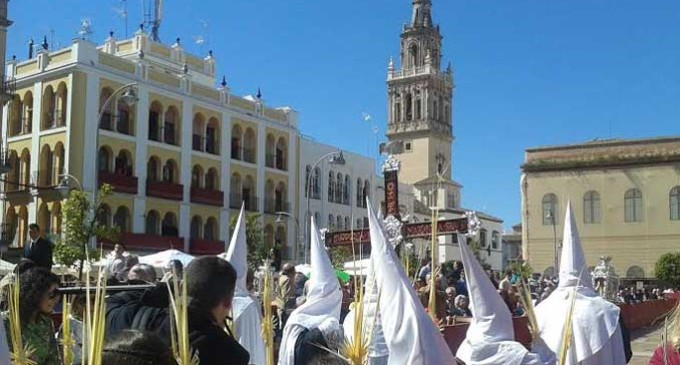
[4,267,61,365]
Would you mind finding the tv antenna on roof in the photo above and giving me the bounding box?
[113,0,129,38]
[142,0,163,42]
[78,19,93,41]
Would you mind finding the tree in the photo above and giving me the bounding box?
[55,184,120,272]
[328,246,352,270]
[655,252,680,289]
[509,261,534,280]
[230,213,275,270]
[467,237,492,271]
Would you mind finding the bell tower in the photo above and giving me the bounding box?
[386,0,454,191]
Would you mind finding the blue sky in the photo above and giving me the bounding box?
[7,0,680,228]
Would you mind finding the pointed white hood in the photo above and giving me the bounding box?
[367,200,456,365]
[456,233,532,365]
[225,204,248,296]
[535,200,625,364]
[278,216,342,365]
[558,201,594,290]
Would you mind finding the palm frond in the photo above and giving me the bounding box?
[167,269,198,365]
[8,272,36,365]
[261,264,275,365]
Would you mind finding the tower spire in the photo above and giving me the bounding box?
[411,0,433,28]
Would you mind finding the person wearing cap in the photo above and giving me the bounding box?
[278,218,344,365]
[535,202,629,365]
[222,206,266,365]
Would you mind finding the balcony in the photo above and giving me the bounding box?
[230,194,258,211]
[42,110,66,130]
[150,126,179,146]
[98,171,138,194]
[189,238,226,255]
[264,199,290,214]
[102,232,184,252]
[146,180,184,201]
[190,187,224,207]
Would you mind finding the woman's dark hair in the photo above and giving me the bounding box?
[14,259,36,275]
[102,330,176,365]
[19,267,60,324]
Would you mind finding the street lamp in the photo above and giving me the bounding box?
[305,150,345,263]
[90,83,138,247]
[546,209,559,276]
[55,173,83,198]
[275,211,303,262]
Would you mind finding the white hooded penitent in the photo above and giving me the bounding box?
[278,216,342,365]
[456,232,554,365]
[223,204,266,365]
[535,201,626,365]
[366,200,456,365]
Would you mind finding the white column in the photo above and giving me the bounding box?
[63,73,74,174]
[179,101,193,251]
[81,75,100,192]
[256,122,266,213]
[219,113,232,244]
[27,81,44,224]
[132,86,149,233]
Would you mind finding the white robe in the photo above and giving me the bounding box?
[233,295,266,365]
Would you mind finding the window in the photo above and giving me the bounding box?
[479,229,487,248]
[405,142,412,151]
[97,204,112,228]
[405,93,413,121]
[356,179,363,207]
[328,214,334,231]
[542,194,558,225]
[147,157,160,182]
[624,189,643,222]
[191,165,203,188]
[336,216,342,231]
[313,167,321,199]
[671,186,680,221]
[190,216,202,239]
[206,118,219,154]
[362,181,370,208]
[305,165,311,198]
[148,102,162,141]
[205,168,218,191]
[163,160,177,183]
[204,218,217,241]
[583,191,601,224]
[113,207,131,233]
[162,213,178,237]
[491,231,499,249]
[363,217,369,228]
[336,173,343,203]
[356,219,362,229]
[114,150,133,176]
[343,175,351,205]
[146,210,159,235]
[345,217,350,230]
[98,147,111,173]
[328,171,335,203]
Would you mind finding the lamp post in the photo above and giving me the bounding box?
[275,211,302,262]
[547,209,558,276]
[305,151,345,263]
[55,173,83,197]
[90,83,138,247]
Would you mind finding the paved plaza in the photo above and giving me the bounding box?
[630,322,666,365]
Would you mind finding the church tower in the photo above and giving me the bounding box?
[386,0,455,194]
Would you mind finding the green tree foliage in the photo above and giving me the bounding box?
[328,246,352,270]
[509,261,534,280]
[230,213,274,270]
[655,252,680,288]
[54,184,120,268]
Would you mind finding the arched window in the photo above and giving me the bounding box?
[356,218,362,229]
[116,96,133,135]
[190,216,203,239]
[206,118,219,154]
[328,171,335,203]
[192,113,205,151]
[115,150,133,176]
[343,175,351,205]
[624,189,643,222]
[39,145,54,186]
[37,203,51,234]
[345,217,350,230]
[19,149,30,188]
[41,85,56,130]
[148,101,163,141]
[163,160,178,183]
[626,266,645,279]
[230,173,242,207]
[542,194,558,226]
[312,167,321,199]
[276,182,286,212]
[305,165,311,198]
[243,128,256,163]
[231,125,243,160]
[409,43,418,68]
[147,156,160,182]
[266,134,276,168]
[8,95,22,136]
[191,165,204,188]
[146,210,160,235]
[336,173,343,203]
[479,229,487,248]
[492,231,500,249]
[5,150,18,192]
[204,218,218,241]
[98,147,112,173]
[671,186,680,221]
[362,181,370,208]
[164,106,179,145]
[97,204,112,228]
[205,168,218,191]
[52,143,65,184]
[584,191,601,224]
[336,216,342,231]
[363,217,369,228]
[243,175,255,211]
[113,206,131,233]
[21,91,33,134]
[276,137,287,170]
[55,82,68,127]
[356,178,363,207]
[328,214,334,231]
[162,212,179,237]
[405,93,413,121]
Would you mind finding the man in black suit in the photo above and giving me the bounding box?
[24,223,53,270]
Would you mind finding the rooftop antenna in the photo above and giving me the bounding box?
[142,0,163,42]
[78,18,93,41]
[113,0,129,38]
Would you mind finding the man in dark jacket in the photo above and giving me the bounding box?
[105,257,249,365]
[24,223,53,270]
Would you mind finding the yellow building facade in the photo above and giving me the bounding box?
[1,29,299,259]
[521,137,680,279]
